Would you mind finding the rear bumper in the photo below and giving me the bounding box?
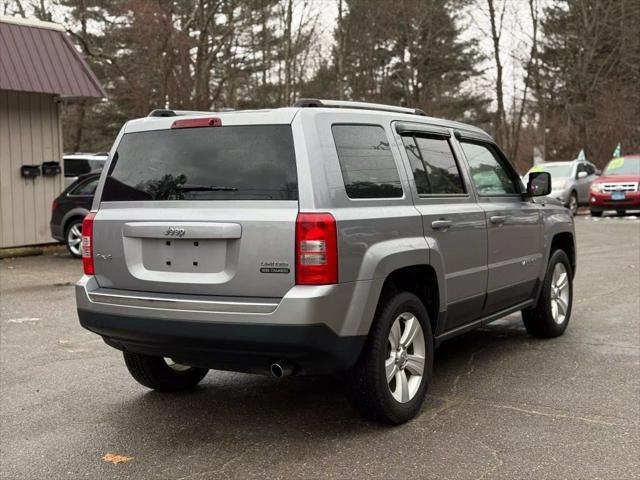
[78,309,365,374]
[50,222,64,242]
[76,276,380,374]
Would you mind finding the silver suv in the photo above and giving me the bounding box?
[522,159,599,215]
[76,100,576,424]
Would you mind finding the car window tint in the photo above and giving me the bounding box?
[71,178,99,196]
[460,142,519,195]
[413,136,465,194]
[332,125,403,199]
[401,136,430,194]
[585,163,595,175]
[102,125,298,201]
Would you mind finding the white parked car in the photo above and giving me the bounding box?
[63,153,108,187]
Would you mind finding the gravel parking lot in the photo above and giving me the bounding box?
[1,215,639,480]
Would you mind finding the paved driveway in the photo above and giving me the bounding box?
[1,215,639,479]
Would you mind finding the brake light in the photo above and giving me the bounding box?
[51,199,57,211]
[171,117,222,129]
[295,213,338,285]
[81,212,96,275]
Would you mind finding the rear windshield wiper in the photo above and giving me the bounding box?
[177,184,238,192]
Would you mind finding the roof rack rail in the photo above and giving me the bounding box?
[293,99,426,116]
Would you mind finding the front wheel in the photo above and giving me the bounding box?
[522,249,573,338]
[346,292,433,424]
[568,192,578,216]
[590,210,602,217]
[123,352,208,391]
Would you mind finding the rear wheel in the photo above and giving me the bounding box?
[65,219,83,258]
[346,292,433,424]
[123,352,208,391]
[590,209,602,217]
[522,249,573,338]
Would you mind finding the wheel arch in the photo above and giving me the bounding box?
[375,264,440,338]
[62,208,90,236]
[550,232,576,276]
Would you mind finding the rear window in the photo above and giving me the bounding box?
[101,125,298,201]
[64,158,91,177]
[332,125,403,199]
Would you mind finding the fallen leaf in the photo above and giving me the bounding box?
[101,453,134,464]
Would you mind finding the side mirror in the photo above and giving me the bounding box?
[577,171,588,179]
[527,171,551,197]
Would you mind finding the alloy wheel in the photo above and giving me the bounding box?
[385,312,426,403]
[66,223,82,256]
[550,263,570,324]
[569,194,578,215]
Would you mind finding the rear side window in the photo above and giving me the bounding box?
[401,135,465,195]
[102,125,298,201]
[332,125,403,199]
[70,177,99,196]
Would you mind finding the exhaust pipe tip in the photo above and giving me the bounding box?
[270,361,295,378]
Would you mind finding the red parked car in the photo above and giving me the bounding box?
[590,154,640,216]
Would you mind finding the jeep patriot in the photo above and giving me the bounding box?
[76,99,575,424]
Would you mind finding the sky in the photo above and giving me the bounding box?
[2,0,540,109]
[311,0,540,109]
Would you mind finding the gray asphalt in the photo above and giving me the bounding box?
[1,215,639,480]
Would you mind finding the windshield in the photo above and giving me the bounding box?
[603,156,640,176]
[102,125,298,201]
[526,163,574,179]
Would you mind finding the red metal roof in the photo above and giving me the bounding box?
[0,16,105,98]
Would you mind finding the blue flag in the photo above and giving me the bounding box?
[612,143,621,158]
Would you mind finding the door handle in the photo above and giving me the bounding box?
[490,215,507,225]
[431,220,453,230]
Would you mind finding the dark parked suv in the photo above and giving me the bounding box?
[76,100,576,424]
[51,173,100,257]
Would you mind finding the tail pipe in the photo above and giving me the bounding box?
[270,360,296,378]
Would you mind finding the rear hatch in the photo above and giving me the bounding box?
[92,122,299,298]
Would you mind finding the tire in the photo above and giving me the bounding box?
[346,292,434,424]
[65,219,84,258]
[616,210,626,216]
[590,210,602,217]
[123,352,208,391]
[568,192,578,216]
[522,249,573,338]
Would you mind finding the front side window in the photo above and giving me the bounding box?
[332,125,403,199]
[460,142,520,195]
[401,135,465,195]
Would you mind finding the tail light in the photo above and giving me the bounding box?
[81,212,96,275]
[51,199,57,211]
[295,213,338,285]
